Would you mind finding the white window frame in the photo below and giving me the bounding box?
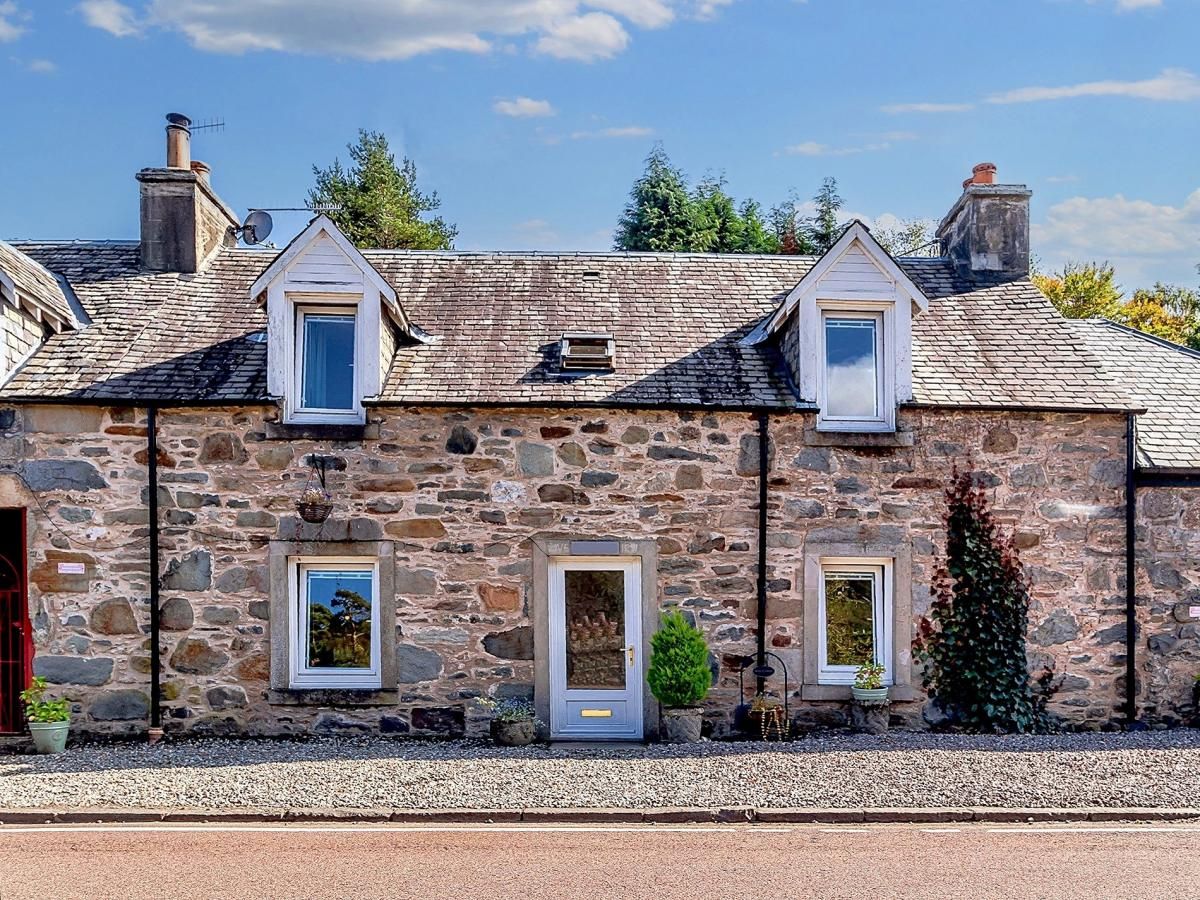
[816,301,895,433]
[816,557,893,686]
[286,302,363,425]
[288,557,381,689]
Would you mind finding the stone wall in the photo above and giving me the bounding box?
[4,402,1137,737]
[1136,486,1200,724]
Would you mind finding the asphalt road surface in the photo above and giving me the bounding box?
[1,821,1196,899]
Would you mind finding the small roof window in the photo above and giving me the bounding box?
[560,332,615,372]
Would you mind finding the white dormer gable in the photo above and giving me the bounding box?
[752,221,930,433]
[254,216,405,425]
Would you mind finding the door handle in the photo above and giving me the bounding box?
[627,645,635,666]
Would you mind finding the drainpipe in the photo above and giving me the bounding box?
[147,406,163,743]
[754,412,770,694]
[1124,412,1138,726]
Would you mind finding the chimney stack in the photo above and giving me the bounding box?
[937,162,1031,283]
[137,113,239,273]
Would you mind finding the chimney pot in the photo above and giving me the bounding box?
[190,160,211,185]
[165,112,192,170]
[970,162,997,185]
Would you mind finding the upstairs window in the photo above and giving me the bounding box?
[293,305,359,422]
[817,306,893,432]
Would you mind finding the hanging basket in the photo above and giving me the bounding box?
[296,498,334,524]
[296,457,334,523]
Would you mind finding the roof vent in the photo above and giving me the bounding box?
[560,332,615,371]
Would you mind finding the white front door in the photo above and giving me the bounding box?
[548,557,643,740]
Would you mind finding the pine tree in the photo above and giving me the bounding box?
[309,130,456,250]
[805,176,844,253]
[735,199,779,253]
[614,146,698,252]
[915,469,1050,733]
[691,176,746,253]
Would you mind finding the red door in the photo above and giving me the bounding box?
[0,509,29,734]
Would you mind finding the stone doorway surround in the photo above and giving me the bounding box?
[531,536,659,741]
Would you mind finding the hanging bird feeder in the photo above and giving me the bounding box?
[296,456,334,524]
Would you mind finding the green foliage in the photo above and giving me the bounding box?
[1032,262,1122,319]
[614,146,699,252]
[20,677,70,724]
[854,661,886,691]
[914,469,1052,733]
[736,200,779,254]
[873,218,939,257]
[647,611,712,708]
[479,697,541,724]
[805,176,844,253]
[769,193,817,255]
[691,175,745,253]
[309,130,457,250]
[1033,262,1200,349]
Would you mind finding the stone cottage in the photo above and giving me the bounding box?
[0,115,1197,740]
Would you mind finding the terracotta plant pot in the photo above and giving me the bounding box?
[661,707,704,744]
[491,718,537,747]
[28,721,69,754]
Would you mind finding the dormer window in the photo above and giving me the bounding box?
[818,306,893,432]
[297,306,358,417]
[252,216,414,429]
[560,332,615,372]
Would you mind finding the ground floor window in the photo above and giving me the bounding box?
[289,558,380,689]
[817,558,892,685]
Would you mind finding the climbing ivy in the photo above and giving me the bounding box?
[914,468,1054,733]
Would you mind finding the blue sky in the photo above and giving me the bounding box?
[1,0,1198,288]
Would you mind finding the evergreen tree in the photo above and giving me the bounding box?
[915,469,1050,733]
[736,199,779,254]
[768,194,815,255]
[691,175,746,253]
[805,176,844,253]
[309,130,456,250]
[614,146,698,251]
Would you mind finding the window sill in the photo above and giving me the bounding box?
[265,421,380,441]
[268,689,398,707]
[800,684,920,702]
[804,428,913,448]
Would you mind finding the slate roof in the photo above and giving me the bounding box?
[0,239,77,327]
[1074,319,1200,468]
[0,242,1135,415]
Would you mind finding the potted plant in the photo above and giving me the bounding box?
[481,698,541,747]
[851,660,889,703]
[20,677,70,754]
[648,611,712,743]
[295,486,334,524]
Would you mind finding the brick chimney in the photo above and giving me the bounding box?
[936,163,1031,283]
[136,113,239,273]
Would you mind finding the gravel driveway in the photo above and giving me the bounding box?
[2,731,1198,811]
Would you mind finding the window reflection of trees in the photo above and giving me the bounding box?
[825,576,874,666]
[308,587,372,669]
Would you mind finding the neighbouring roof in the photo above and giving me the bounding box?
[0,241,1135,414]
[1074,319,1200,468]
[0,239,79,331]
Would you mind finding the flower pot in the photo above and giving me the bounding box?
[28,721,69,755]
[296,500,334,524]
[851,686,890,704]
[491,718,537,747]
[661,706,704,744]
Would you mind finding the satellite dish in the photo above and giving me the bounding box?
[240,210,273,246]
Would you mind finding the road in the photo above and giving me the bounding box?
[1,821,1196,899]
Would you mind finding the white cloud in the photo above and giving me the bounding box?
[0,2,26,42]
[589,0,674,27]
[26,57,54,72]
[75,1,736,62]
[493,96,556,118]
[78,0,141,37]
[570,125,654,139]
[1045,174,1080,184]
[1033,189,1200,285]
[880,101,974,114]
[534,12,629,61]
[1116,0,1162,7]
[782,135,911,157]
[988,68,1200,104]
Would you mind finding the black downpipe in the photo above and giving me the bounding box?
[147,406,163,738]
[755,412,770,694]
[1124,412,1138,725]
